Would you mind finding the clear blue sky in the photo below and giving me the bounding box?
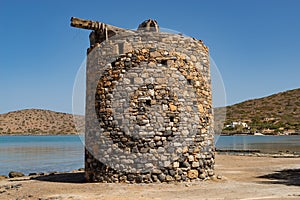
[1,0,300,114]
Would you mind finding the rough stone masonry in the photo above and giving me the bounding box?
[71,17,214,183]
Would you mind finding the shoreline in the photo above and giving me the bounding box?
[1,152,299,178]
[219,133,300,136]
[0,133,81,136]
[1,154,299,200]
[1,133,299,136]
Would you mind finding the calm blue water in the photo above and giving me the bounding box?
[0,135,299,176]
[215,135,300,154]
[0,135,84,176]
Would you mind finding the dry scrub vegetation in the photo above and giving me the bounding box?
[0,109,84,135]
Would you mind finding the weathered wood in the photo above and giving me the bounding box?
[71,17,134,51]
[70,17,125,32]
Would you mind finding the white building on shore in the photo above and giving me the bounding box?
[225,121,249,129]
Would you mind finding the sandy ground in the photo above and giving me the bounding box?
[0,154,299,200]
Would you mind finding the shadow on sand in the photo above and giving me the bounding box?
[257,168,300,186]
[33,172,86,183]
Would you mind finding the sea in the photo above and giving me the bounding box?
[0,135,299,176]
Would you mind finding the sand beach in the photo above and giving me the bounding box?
[1,154,299,200]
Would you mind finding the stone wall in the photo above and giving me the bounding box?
[85,30,214,183]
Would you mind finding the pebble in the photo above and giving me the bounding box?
[8,171,25,178]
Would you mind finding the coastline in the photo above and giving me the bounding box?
[2,132,299,136]
[1,152,299,178]
[1,154,299,200]
[1,135,299,178]
[0,133,80,136]
[1,133,299,136]
[220,133,300,136]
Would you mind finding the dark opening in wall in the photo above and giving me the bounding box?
[170,116,174,122]
[161,59,168,66]
[146,99,151,106]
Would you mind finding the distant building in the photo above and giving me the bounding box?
[283,129,296,135]
[261,128,275,134]
[225,121,249,129]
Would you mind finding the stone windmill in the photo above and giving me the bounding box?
[71,17,214,183]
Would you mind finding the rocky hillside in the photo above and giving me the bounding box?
[216,88,300,135]
[0,109,84,135]
[1,88,299,135]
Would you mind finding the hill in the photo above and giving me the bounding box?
[216,88,300,135]
[0,109,84,135]
[1,88,299,135]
